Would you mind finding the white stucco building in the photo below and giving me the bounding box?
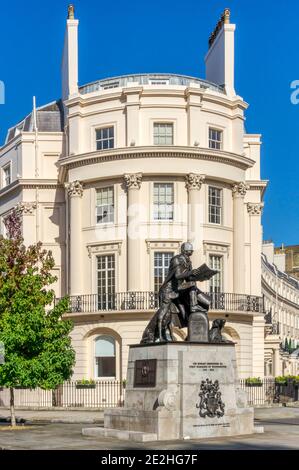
[0,7,297,381]
[262,242,299,376]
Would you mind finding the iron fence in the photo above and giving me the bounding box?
[57,292,264,314]
[239,378,299,406]
[1,378,297,409]
[0,381,125,409]
[239,378,277,406]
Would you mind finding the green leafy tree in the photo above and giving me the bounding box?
[0,210,75,426]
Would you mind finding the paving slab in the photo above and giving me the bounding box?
[0,407,298,450]
[0,408,104,424]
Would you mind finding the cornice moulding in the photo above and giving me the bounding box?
[65,87,246,112]
[0,179,63,198]
[86,240,123,258]
[0,136,22,155]
[59,146,255,174]
[145,239,182,254]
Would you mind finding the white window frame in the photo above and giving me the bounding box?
[153,122,174,146]
[203,243,229,293]
[149,79,169,86]
[96,186,114,225]
[2,163,11,188]
[208,186,223,225]
[209,254,224,293]
[153,182,174,221]
[95,125,115,151]
[88,243,121,295]
[146,240,181,290]
[153,251,174,294]
[94,335,116,380]
[96,254,116,311]
[208,127,223,150]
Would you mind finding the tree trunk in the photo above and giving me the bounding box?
[52,385,63,407]
[10,387,16,427]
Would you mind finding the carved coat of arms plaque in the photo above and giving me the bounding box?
[196,379,225,418]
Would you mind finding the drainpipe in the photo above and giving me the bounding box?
[32,97,40,242]
[65,185,69,295]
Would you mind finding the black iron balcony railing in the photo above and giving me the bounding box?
[56,292,264,314]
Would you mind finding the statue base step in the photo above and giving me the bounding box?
[82,426,157,442]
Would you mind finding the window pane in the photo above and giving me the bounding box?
[153,123,173,145]
[96,126,115,151]
[209,128,222,150]
[154,252,174,293]
[95,336,115,356]
[2,166,11,187]
[153,183,174,220]
[96,357,116,377]
[95,335,116,378]
[96,187,114,223]
[208,187,222,224]
[97,254,115,309]
[209,255,223,294]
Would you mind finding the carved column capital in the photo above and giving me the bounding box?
[247,203,264,216]
[232,182,250,198]
[185,173,205,191]
[66,181,83,198]
[123,173,142,190]
[16,202,37,215]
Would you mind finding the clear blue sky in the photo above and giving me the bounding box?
[0,0,298,246]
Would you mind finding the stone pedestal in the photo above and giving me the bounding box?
[83,343,254,442]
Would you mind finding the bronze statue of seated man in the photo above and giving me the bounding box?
[141,243,217,344]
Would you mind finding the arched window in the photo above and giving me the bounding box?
[95,335,116,379]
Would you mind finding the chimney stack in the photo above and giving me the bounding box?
[205,9,236,97]
[61,4,79,100]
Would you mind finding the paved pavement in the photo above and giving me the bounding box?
[0,408,104,424]
[0,407,298,450]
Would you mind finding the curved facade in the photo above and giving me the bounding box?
[0,8,271,381]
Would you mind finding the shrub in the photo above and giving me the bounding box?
[76,378,96,385]
[275,376,287,385]
[245,377,263,385]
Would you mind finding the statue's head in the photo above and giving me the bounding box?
[181,242,194,257]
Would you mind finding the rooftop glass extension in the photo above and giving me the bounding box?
[79,73,225,95]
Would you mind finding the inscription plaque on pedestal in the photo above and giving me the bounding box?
[134,359,157,388]
[187,312,209,342]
